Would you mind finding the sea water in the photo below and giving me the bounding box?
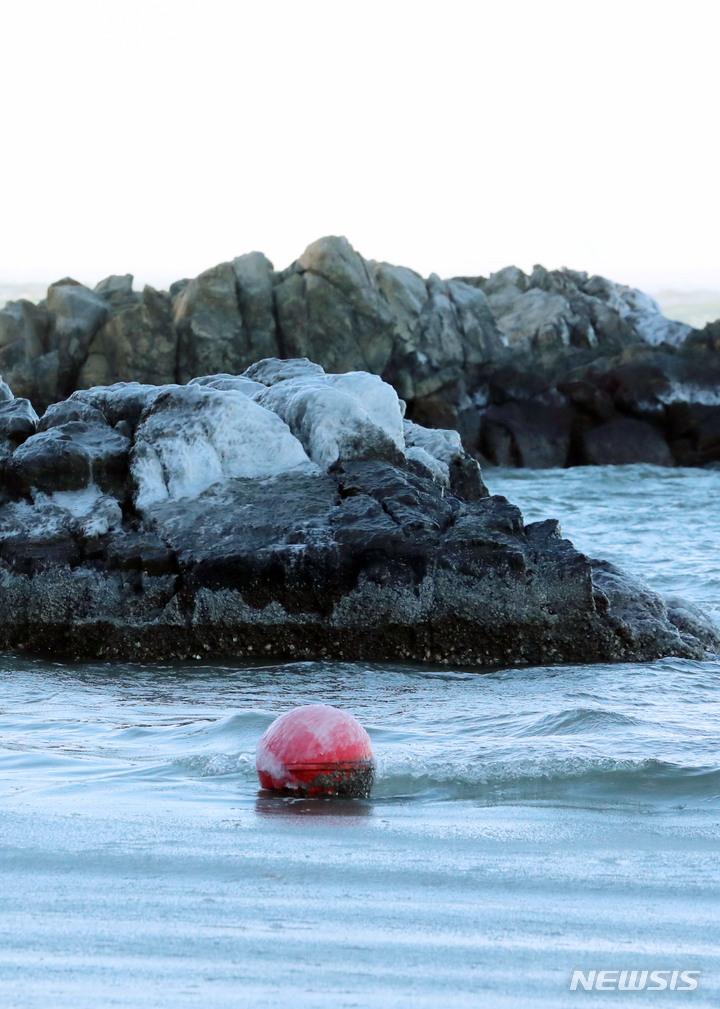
[0,465,718,1008]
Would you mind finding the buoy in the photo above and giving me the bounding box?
[256,704,375,798]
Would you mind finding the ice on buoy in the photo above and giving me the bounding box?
[256,704,375,798]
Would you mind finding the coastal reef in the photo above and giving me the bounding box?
[1,236,719,468]
[0,359,717,664]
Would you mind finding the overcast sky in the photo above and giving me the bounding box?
[1,0,718,291]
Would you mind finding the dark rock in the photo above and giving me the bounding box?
[667,404,720,466]
[232,252,278,362]
[582,417,674,466]
[173,258,280,383]
[598,361,671,423]
[0,298,49,361]
[275,236,397,375]
[70,382,163,431]
[0,398,39,446]
[558,379,616,422]
[79,286,175,388]
[93,274,139,313]
[9,421,131,496]
[46,281,108,395]
[0,300,55,408]
[174,262,244,382]
[480,400,572,468]
[38,399,108,431]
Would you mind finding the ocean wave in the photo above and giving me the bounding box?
[372,755,720,805]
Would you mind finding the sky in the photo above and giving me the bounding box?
[1,0,718,292]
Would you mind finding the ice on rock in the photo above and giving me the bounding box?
[326,372,405,450]
[244,358,326,387]
[626,314,692,347]
[45,489,123,536]
[71,382,167,429]
[0,488,122,541]
[404,445,450,485]
[403,420,466,487]
[131,384,315,510]
[188,374,265,396]
[254,370,405,469]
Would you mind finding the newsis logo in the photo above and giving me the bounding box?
[570,969,700,992]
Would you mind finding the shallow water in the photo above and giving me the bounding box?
[1,464,719,1007]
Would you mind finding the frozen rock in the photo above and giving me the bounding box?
[188,373,265,396]
[254,369,404,469]
[38,399,108,431]
[70,382,166,430]
[0,398,39,445]
[9,421,131,496]
[0,360,717,667]
[624,312,692,347]
[244,357,325,386]
[403,420,464,485]
[131,384,315,510]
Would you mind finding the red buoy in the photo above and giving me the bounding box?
[256,704,375,798]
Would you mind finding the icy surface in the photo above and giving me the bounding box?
[625,312,692,346]
[657,382,720,406]
[405,445,449,484]
[0,487,122,539]
[403,420,465,486]
[188,374,265,396]
[244,358,326,386]
[254,370,404,468]
[326,372,405,449]
[72,382,166,427]
[131,385,315,509]
[43,361,490,511]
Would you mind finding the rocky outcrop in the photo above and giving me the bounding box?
[1,237,718,467]
[0,359,717,665]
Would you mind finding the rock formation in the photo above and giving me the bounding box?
[0,359,717,665]
[1,237,719,468]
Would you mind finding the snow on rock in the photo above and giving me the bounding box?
[403,420,466,487]
[131,384,315,510]
[0,376,13,402]
[253,369,404,469]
